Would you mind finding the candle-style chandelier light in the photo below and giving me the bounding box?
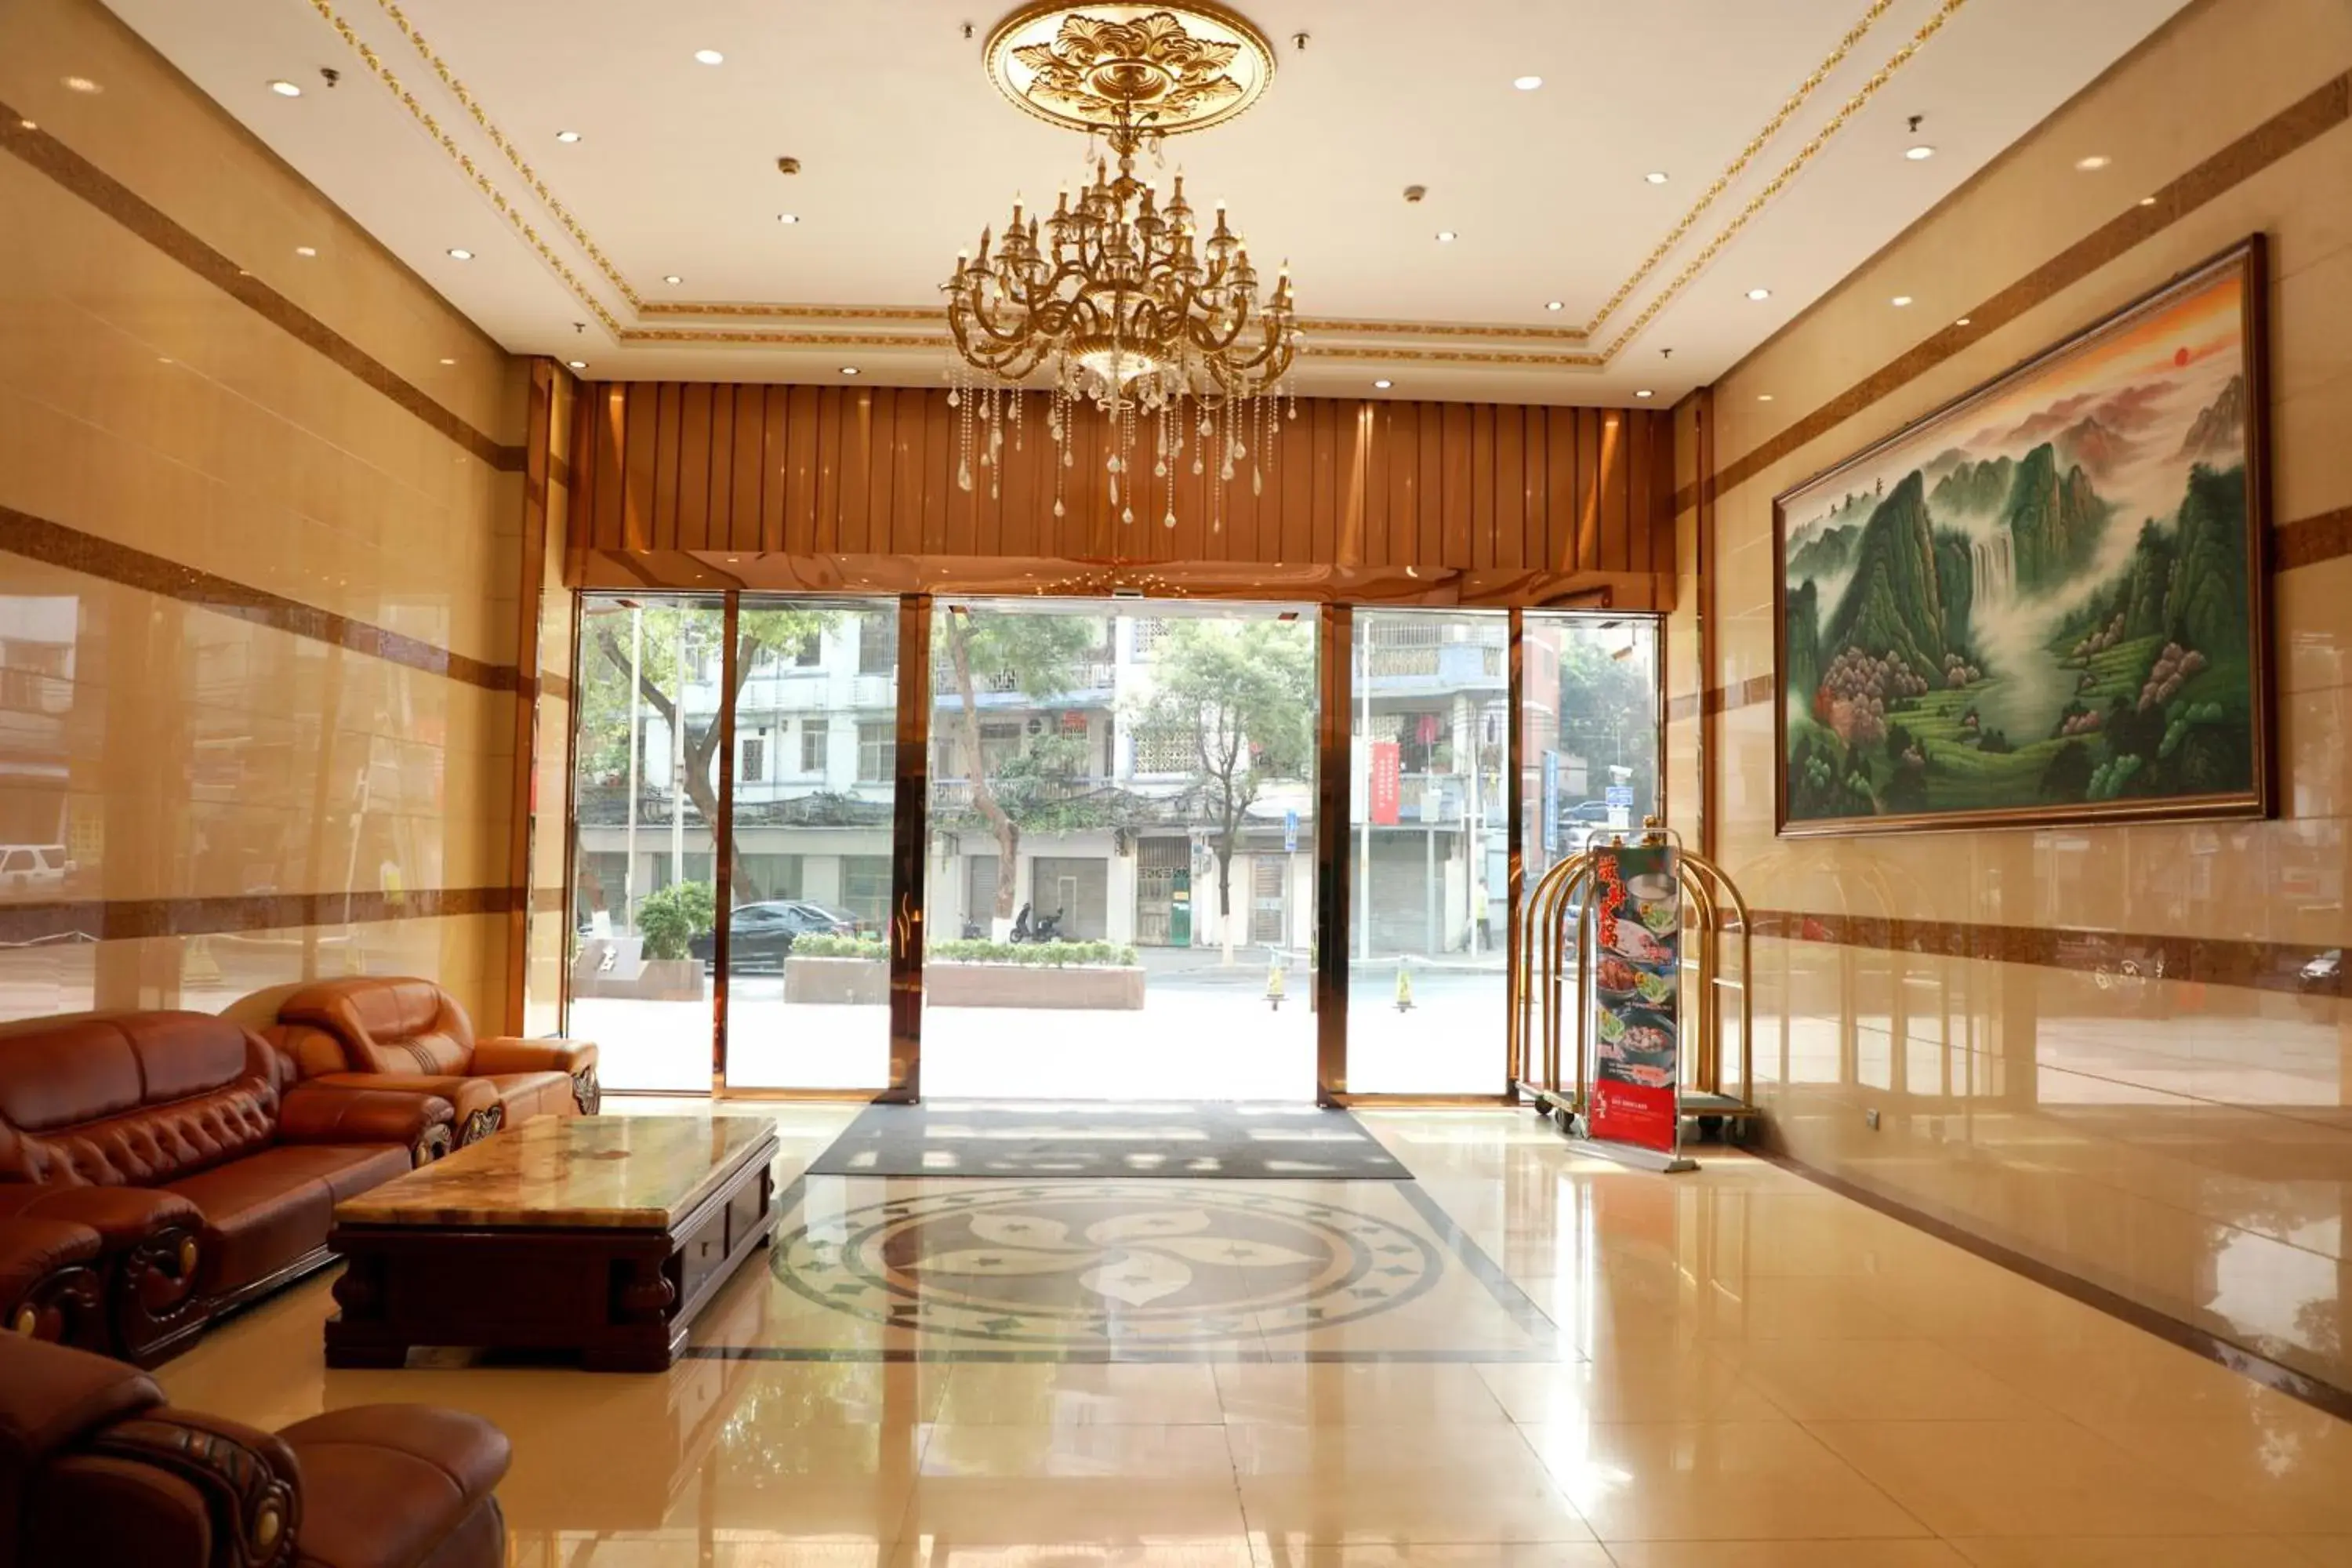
[943,3,1301,528]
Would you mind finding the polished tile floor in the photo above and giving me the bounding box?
[156,1102,2352,1565]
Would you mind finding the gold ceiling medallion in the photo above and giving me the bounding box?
[947,3,1297,532]
[984,0,1276,137]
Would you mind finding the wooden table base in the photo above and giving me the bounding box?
[326,1130,778,1372]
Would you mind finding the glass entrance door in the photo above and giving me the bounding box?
[920,597,1319,1100]
[720,597,900,1091]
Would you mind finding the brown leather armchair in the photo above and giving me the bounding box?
[260,978,599,1147]
[0,1330,509,1567]
[0,1012,456,1363]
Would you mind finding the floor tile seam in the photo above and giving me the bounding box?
[1795,1414,2280,1536]
[1763,1128,2352,1285]
[1753,1143,2352,1421]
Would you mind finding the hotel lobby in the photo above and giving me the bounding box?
[5,0,2352,1563]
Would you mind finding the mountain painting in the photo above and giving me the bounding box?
[1774,241,2271,836]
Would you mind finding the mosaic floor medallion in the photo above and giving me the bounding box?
[775,1183,1443,1345]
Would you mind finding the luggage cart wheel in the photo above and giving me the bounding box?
[1724,1115,1750,1147]
[1697,1115,1724,1143]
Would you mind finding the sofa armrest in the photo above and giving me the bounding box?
[0,1185,201,1253]
[278,1084,456,1165]
[471,1036,597,1076]
[0,1332,164,1457]
[0,1217,103,1344]
[85,1407,301,1567]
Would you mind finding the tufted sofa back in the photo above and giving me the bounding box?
[274,978,477,1076]
[0,1012,284,1188]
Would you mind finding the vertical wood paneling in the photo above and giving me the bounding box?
[729,386,762,550]
[786,387,820,552]
[759,387,787,552]
[652,383,684,550]
[1599,412,1629,572]
[1470,403,1497,572]
[570,383,1675,581]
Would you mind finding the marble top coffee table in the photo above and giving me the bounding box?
[326,1115,779,1372]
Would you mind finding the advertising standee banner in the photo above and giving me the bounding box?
[1587,840,1681,1154]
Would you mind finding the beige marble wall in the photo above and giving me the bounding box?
[524,372,579,1037]
[1704,0,2352,1386]
[0,0,524,1029]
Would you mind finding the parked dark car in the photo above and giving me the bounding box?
[689,900,865,971]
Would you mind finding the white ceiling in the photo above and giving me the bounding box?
[100,0,2190,404]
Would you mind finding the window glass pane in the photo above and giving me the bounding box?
[568,594,724,1093]
[724,598,898,1091]
[1346,608,1508,1094]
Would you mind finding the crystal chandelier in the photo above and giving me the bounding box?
[945,4,1300,529]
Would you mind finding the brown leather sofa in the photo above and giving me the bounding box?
[0,1330,509,1567]
[0,1011,456,1363]
[258,978,599,1146]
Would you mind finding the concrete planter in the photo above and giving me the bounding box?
[781,956,1146,1010]
[932,962,1145,1011]
[784,954,891,1006]
[572,947,708,1001]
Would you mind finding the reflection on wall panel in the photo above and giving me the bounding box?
[571,384,1674,577]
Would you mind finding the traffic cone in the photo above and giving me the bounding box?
[1265,955,1285,1011]
[1394,960,1414,1013]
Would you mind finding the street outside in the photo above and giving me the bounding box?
[577,944,1510,1099]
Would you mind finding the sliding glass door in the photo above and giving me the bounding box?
[563,590,1661,1102]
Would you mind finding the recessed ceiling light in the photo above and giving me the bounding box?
[438,358,456,365]
[1758,394,1775,402]
[1512,74,1544,91]
[2139,194,2157,206]
[447,248,474,260]
[1635,390,1654,399]
[1374,379,1392,389]
[1746,287,1772,301]
[1955,316,1972,327]
[663,274,683,285]
[1891,295,1914,307]
[1643,171,1669,185]
[1544,299,1563,312]
[1904,143,1935,161]
[1436,230,1457,242]
[693,49,725,65]
[268,79,303,98]
[2075,154,2111,171]
[778,212,800,225]
[294,245,317,257]
[16,120,34,131]
[61,77,100,95]
[840,366,860,376]
[555,129,581,143]
[568,360,588,370]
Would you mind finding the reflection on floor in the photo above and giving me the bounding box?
[154,1101,2352,1566]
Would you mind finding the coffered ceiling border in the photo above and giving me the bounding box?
[305,0,1966,368]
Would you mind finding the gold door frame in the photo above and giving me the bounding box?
[560,587,1657,1105]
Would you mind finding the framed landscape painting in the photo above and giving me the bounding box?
[1774,238,2272,837]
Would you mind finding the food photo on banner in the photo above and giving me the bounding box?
[1588,840,1681,1153]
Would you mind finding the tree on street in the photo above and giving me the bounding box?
[1136,619,1316,961]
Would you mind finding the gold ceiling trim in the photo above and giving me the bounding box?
[629,299,1594,344]
[314,0,1958,367]
[609,325,1606,370]
[984,2,1278,140]
[1597,0,1969,360]
[305,0,625,334]
[365,0,643,309]
[1577,0,1904,337]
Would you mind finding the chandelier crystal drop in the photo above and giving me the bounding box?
[946,4,1301,526]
